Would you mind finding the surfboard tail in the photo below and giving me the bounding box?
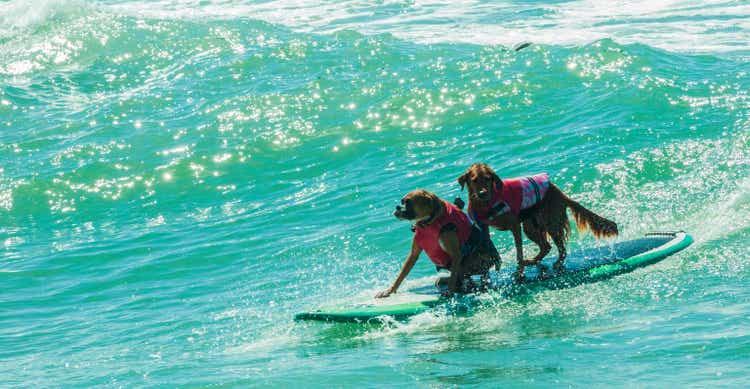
[559,189,619,239]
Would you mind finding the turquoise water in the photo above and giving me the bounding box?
[2,0,749,387]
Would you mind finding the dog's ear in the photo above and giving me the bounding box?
[420,190,441,212]
[457,171,469,191]
[489,170,502,189]
[492,172,501,184]
[413,190,443,215]
[431,192,445,214]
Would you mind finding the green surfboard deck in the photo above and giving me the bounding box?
[295,232,693,323]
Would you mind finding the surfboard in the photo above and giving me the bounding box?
[294,231,693,323]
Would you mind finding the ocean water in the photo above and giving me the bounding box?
[1,0,749,387]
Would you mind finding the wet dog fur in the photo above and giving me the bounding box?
[390,189,497,293]
[457,163,618,279]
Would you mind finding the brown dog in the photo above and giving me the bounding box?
[376,189,500,297]
[457,163,618,279]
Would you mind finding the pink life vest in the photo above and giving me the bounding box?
[470,173,550,224]
[413,201,472,267]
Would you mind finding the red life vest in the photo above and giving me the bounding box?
[413,201,472,267]
[470,173,550,224]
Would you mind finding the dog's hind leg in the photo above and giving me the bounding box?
[522,220,551,266]
[550,230,568,272]
[540,184,571,272]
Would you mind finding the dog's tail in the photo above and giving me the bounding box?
[553,185,619,239]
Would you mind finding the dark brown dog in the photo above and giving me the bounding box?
[457,163,618,279]
[376,189,499,297]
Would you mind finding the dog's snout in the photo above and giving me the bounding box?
[393,199,415,220]
[472,187,491,202]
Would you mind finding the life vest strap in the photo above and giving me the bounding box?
[526,176,542,204]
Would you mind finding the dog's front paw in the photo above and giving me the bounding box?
[441,289,455,298]
[538,265,553,278]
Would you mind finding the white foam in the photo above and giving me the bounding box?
[596,130,750,247]
[0,0,89,33]
[99,0,750,53]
